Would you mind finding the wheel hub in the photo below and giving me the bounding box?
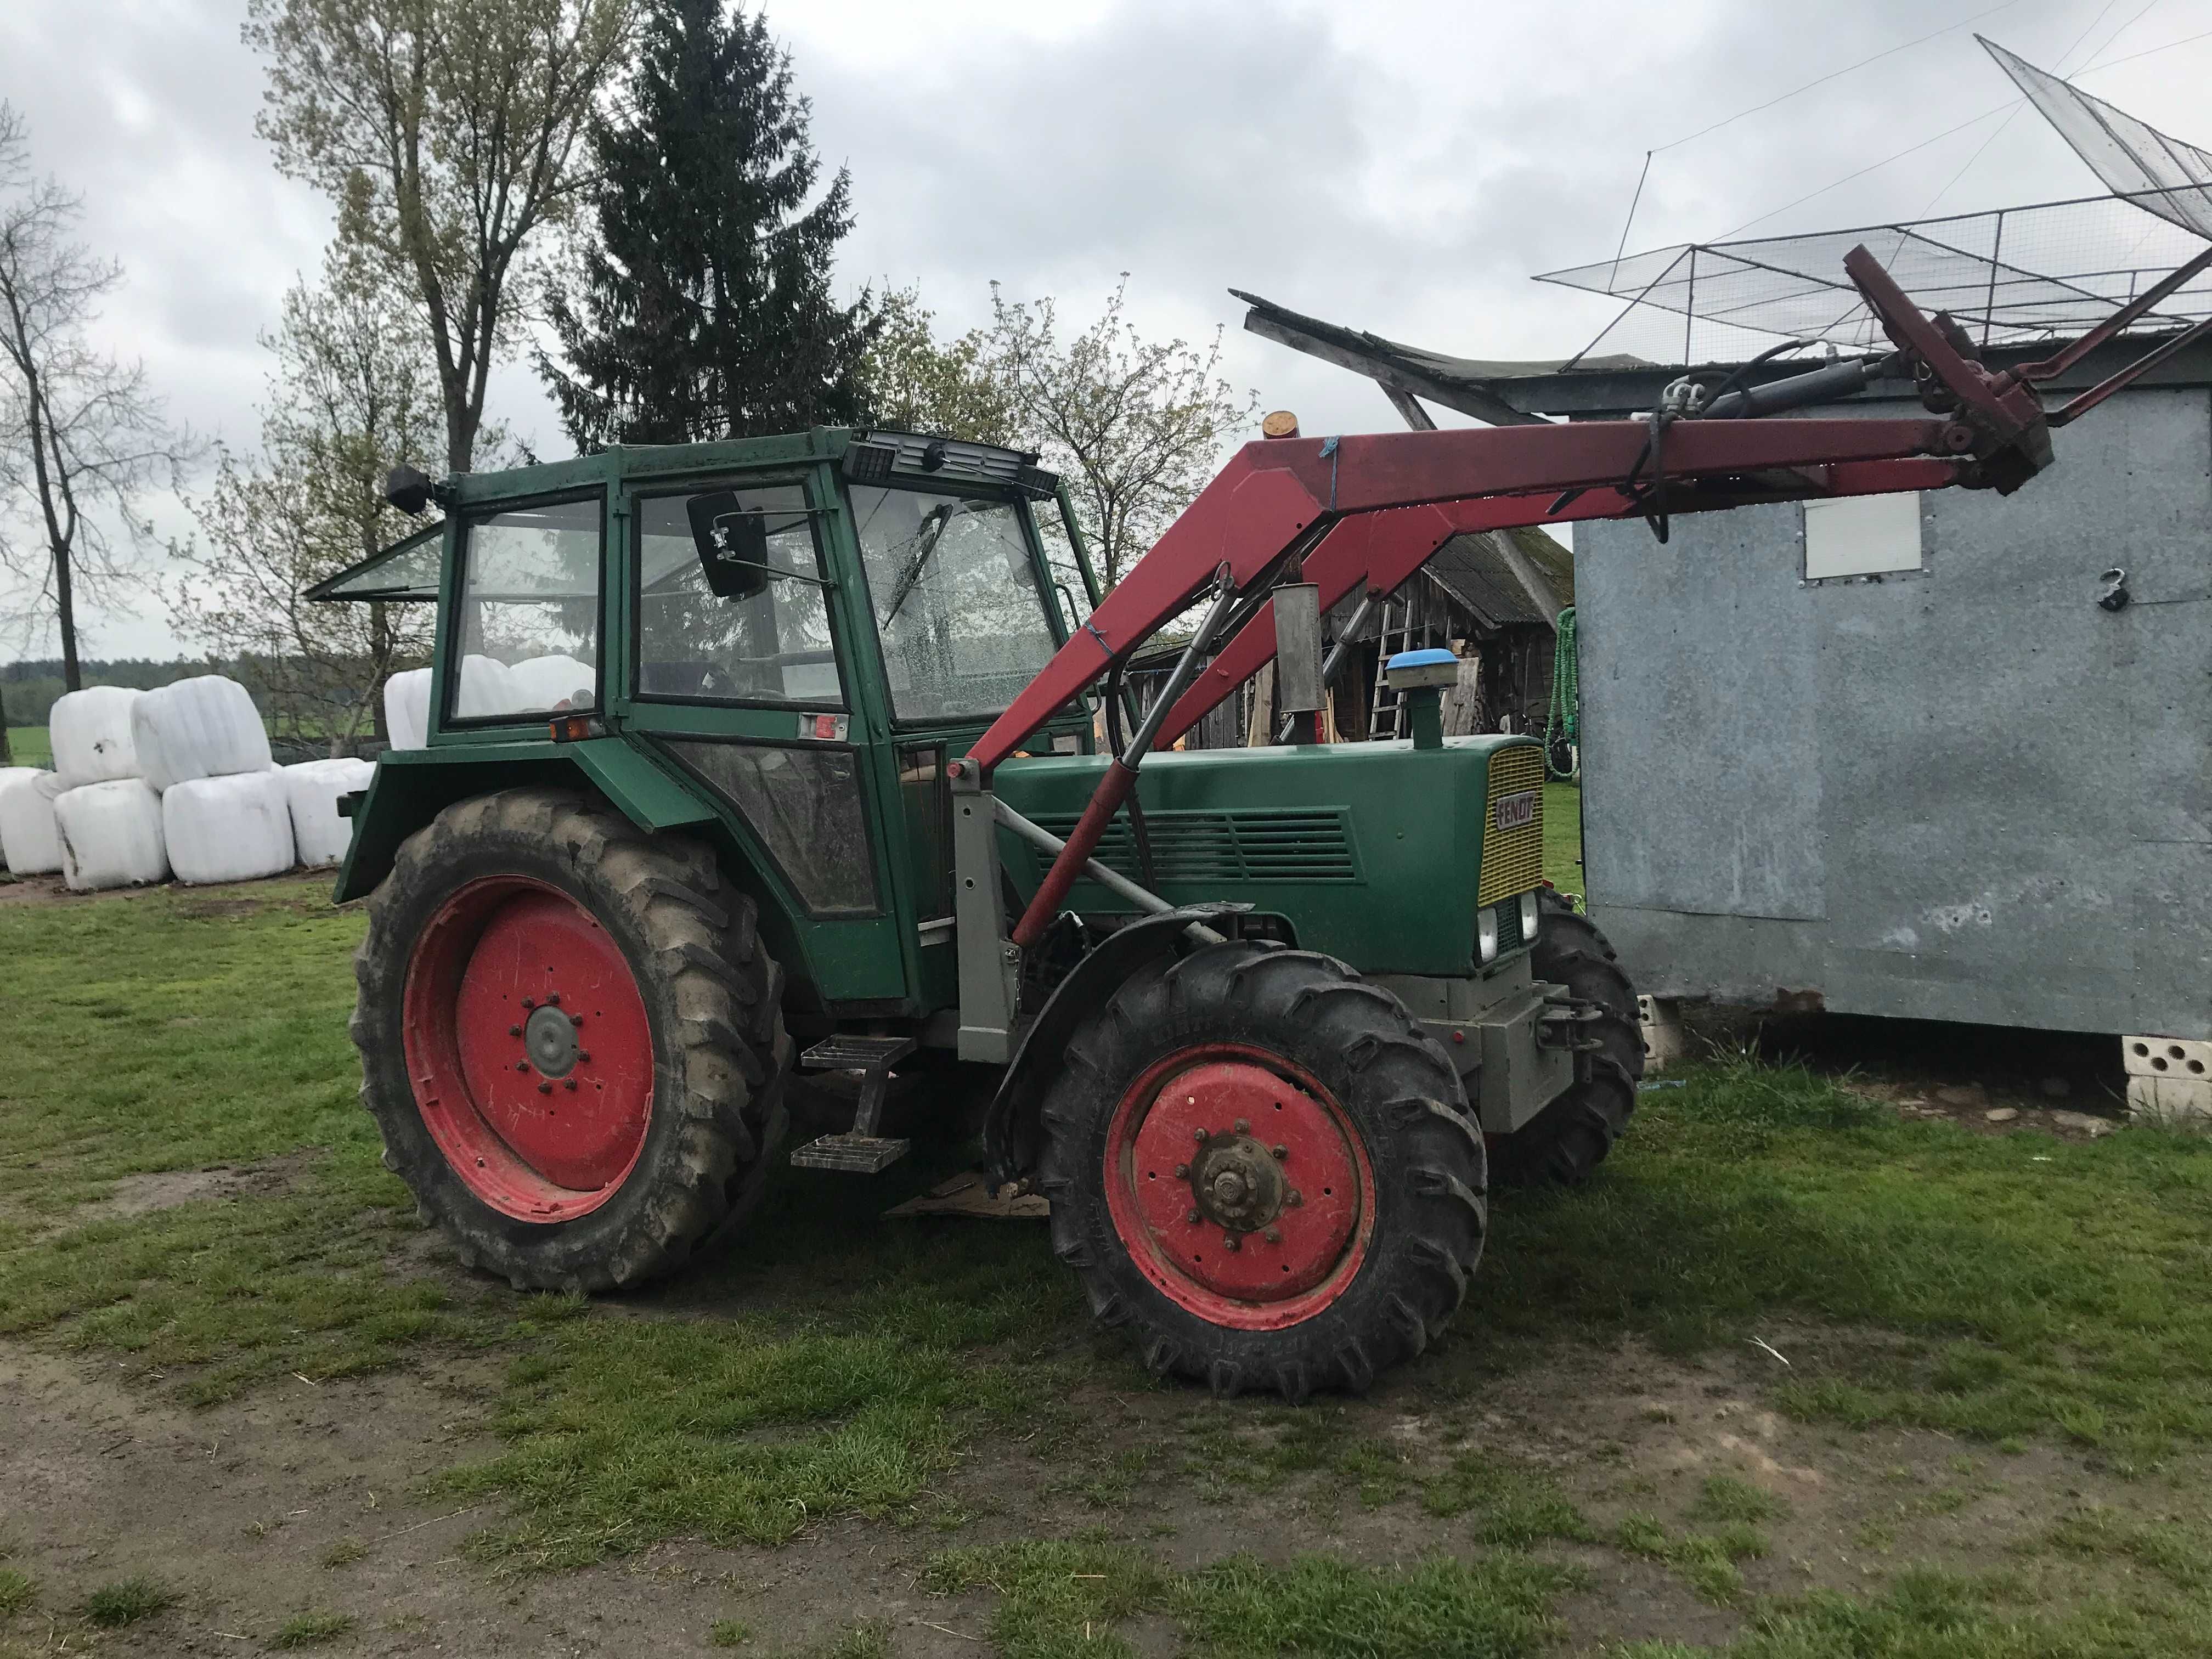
[1108,1052,1363,1314]
[1188,1132,1284,1232]
[524,1003,580,1077]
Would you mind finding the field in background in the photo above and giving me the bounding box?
[3,798,2211,1655]
[2,725,49,768]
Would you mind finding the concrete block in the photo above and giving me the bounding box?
[1639,994,1688,1073]
[2127,1073,2212,1126]
[2122,1035,2212,1082]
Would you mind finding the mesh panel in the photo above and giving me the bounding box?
[1541,188,2212,366]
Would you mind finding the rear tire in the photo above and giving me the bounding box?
[352,787,791,1291]
[1489,890,1642,1186]
[1037,941,1486,1400]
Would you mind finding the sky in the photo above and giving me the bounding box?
[1,0,2208,661]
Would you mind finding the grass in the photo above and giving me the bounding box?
[921,1538,1580,1659]
[1543,779,1584,900]
[9,780,2212,1652]
[0,1570,32,1617]
[1,725,49,769]
[270,1609,354,1647]
[82,1575,176,1627]
[710,1618,750,1647]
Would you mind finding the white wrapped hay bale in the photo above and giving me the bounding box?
[132,675,273,791]
[55,778,169,891]
[163,770,296,885]
[283,757,375,867]
[506,654,596,712]
[382,657,523,749]
[50,686,144,786]
[455,653,522,719]
[383,668,432,751]
[0,769,66,873]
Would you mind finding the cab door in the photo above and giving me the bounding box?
[614,467,916,1013]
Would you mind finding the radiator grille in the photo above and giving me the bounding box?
[1028,809,1358,885]
[1477,745,1545,908]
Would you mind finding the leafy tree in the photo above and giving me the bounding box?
[986,278,1254,588]
[539,0,873,450]
[172,251,445,748]
[856,287,1017,446]
[0,103,198,693]
[246,0,634,472]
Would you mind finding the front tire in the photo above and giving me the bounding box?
[351,787,792,1291]
[1037,941,1486,1400]
[1489,890,1642,1186]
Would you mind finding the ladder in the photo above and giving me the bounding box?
[1366,596,1438,740]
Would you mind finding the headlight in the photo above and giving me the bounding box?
[1520,890,1541,942]
[1477,906,1499,964]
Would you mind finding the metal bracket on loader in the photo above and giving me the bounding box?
[789,1034,919,1173]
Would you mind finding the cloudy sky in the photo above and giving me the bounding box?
[2,0,2208,659]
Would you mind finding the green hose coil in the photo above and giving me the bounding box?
[1544,606,1578,780]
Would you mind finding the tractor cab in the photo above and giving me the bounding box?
[317,429,1102,1026]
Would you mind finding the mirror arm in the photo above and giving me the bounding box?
[709,560,837,591]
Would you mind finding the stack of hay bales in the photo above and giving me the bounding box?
[283,755,376,867]
[133,676,296,885]
[46,687,168,890]
[0,764,64,873]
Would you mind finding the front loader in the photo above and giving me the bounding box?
[316,241,2209,1396]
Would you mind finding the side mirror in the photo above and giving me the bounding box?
[686,492,772,601]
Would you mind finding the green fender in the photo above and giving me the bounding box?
[333,738,716,905]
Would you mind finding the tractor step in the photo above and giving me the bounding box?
[791,1034,918,1173]
[800,1034,918,1071]
[790,1133,912,1173]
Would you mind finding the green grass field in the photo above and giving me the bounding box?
[4,795,2212,1654]
[2,725,49,768]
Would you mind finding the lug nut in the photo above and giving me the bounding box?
[578,1051,591,1064]
[1272,1144,1288,1160]
[563,1078,578,1091]
[1223,1234,1240,1252]
[509,1024,522,1037]
[1193,1127,1209,1143]
[1174,1163,1189,1178]
[515,1060,529,1073]
[1234,1118,1249,1134]
[1186,1209,1201,1224]
[537,1081,552,1094]
[546,993,561,1006]
[1287,1189,1304,1207]
[1264,1227,1282,1244]
[521,997,535,1009]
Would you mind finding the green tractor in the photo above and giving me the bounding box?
[318,242,2096,1392]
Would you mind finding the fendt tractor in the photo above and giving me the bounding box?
[315,244,2204,1397]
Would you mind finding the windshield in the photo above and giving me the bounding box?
[850,485,1060,722]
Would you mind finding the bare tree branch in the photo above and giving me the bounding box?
[0,102,200,690]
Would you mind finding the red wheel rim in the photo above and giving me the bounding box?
[401,876,655,1221]
[1102,1043,1375,1331]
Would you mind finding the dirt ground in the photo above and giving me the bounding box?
[2,1203,2170,1657]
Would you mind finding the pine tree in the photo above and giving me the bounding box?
[541,1,873,451]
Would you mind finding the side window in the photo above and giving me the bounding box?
[635,486,842,707]
[449,497,603,721]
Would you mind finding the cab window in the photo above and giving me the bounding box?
[850,484,1059,722]
[635,485,842,707]
[447,496,602,722]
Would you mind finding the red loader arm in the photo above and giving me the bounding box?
[968,240,2193,949]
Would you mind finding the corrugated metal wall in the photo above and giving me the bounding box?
[1577,384,2212,1038]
